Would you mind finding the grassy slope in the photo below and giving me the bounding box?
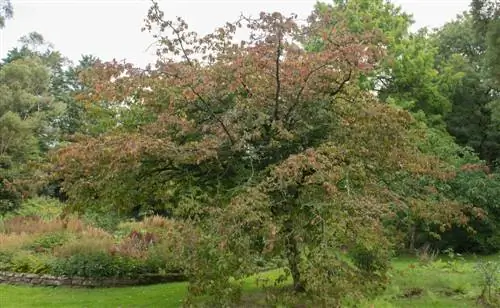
[0,257,494,307]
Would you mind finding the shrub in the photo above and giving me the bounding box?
[13,197,63,221]
[110,230,158,259]
[147,242,185,274]
[0,251,13,271]
[116,216,178,238]
[349,245,391,274]
[26,232,70,253]
[51,253,159,278]
[416,243,439,265]
[9,251,52,274]
[82,209,124,232]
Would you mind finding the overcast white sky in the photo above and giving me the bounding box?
[0,0,471,68]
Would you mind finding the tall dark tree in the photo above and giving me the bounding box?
[432,13,500,166]
[471,0,500,87]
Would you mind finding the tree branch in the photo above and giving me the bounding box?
[285,68,352,128]
[273,30,283,122]
[284,63,330,123]
[163,23,235,145]
[188,86,236,145]
[328,69,352,98]
[167,23,193,67]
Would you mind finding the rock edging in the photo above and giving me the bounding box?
[0,271,186,288]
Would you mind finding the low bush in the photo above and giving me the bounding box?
[82,209,124,232]
[116,216,180,238]
[349,245,391,273]
[0,213,189,280]
[475,259,500,306]
[11,197,63,221]
[9,251,53,274]
[0,251,13,271]
[26,232,70,253]
[51,252,160,278]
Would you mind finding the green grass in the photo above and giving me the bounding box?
[0,257,496,307]
[0,283,187,308]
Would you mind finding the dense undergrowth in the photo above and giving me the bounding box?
[0,198,186,279]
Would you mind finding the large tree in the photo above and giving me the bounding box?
[472,0,500,87]
[0,56,61,214]
[432,13,500,166]
[50,2,474,305]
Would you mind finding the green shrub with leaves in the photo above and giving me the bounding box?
[9,251,52,274]
[0,251,13,271]
[349,245,391,274]
[81,208,124,232]
[12,197,63,221]
[25,232,69,253]
[50,252,159,278]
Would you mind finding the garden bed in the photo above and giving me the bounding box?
[0,212,189,287]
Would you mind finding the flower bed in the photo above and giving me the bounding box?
[0,214,189,286]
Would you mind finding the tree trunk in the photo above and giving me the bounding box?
[285,221,305,292]
[409,224,416,252]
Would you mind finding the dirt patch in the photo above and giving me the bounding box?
[401,287,424,298]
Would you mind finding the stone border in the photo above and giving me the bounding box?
[0,271,186,288]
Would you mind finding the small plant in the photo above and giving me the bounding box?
[442,248,465,272]
[9,251,52,274]
[26,232,69,253]
[0,251,13,271]
[416,243,439,265]
[475,260,500,306]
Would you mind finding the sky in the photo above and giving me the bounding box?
[0,0,471,68]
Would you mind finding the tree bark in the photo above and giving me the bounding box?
[409,224,416,252]
[285,221,305,292]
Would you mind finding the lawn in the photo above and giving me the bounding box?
[0,256,495,307]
